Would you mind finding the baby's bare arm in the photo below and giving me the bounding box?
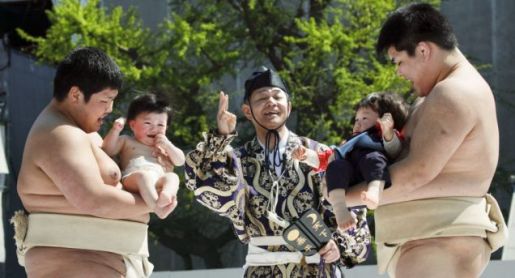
[379,113,402,159]
[102,117,126,156]
[155,134,185,166]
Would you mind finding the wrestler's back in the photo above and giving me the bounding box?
[402,63,498,201]
[17,107,127,277]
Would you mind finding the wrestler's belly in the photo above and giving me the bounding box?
[25,247,126,278]
[21,193,81,213]
[397,236,491,276]
[402,236,490,254]
[398,172,491,203]
[21,193,150,223]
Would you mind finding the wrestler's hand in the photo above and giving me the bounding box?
[378,113,394,141]
[217,91,237,135]
[319,239,340,264]
[113,117,126,131]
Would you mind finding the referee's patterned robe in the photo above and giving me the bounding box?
[185,130,371,277]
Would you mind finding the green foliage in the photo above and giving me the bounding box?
[18,0,242,147]
[279,0,409,143]
[18,0,419,147]
[18,0,154,82]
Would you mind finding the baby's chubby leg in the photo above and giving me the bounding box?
[328,189,356,231]
[122,170,159,209]
[154,172,180,219]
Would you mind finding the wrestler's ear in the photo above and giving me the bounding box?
[417,42,431,61]
[241,103,253,121]
[69,86,83,103]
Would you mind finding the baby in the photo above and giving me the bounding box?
[294,92,409,231]
[102,93,185,219]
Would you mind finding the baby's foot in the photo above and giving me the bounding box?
[154,196,177,219]
[333,204,357,231]
[361,191,379,209]
[327,189,355,231]
[361,180,383,210]
[156,190,173,208]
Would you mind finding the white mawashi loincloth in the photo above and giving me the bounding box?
[11,212,153,277]
[374,194,507,276]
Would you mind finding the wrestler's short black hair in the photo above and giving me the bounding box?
[244,66,289,103]
[127,93,172,125]
[53,47,123,102]
[376,3,457,56]
[355,92,409,131]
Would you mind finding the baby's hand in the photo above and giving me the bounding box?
[292,146,307,161]
[152,147,174,172]
[293,146,321,169]
[113,117,126,131]
[378,113,395,141]
[154,134,172,150]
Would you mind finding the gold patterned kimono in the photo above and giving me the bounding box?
[185,130,371,277]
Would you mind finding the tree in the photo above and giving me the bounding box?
[19,0,439,269]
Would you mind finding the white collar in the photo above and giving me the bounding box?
[257,129,289,151]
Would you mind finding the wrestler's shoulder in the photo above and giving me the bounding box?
[29,123,90,152]
[435,74,489,99]
[50,124,89,140]
[427,81,475,112]
[87,132,103,146]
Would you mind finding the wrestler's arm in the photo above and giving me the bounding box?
[382,84,475,202]
[40,126,151,220]
[102,118,126,156]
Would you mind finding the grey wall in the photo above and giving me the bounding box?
[104,0,169,31]
[2,49,54,278]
